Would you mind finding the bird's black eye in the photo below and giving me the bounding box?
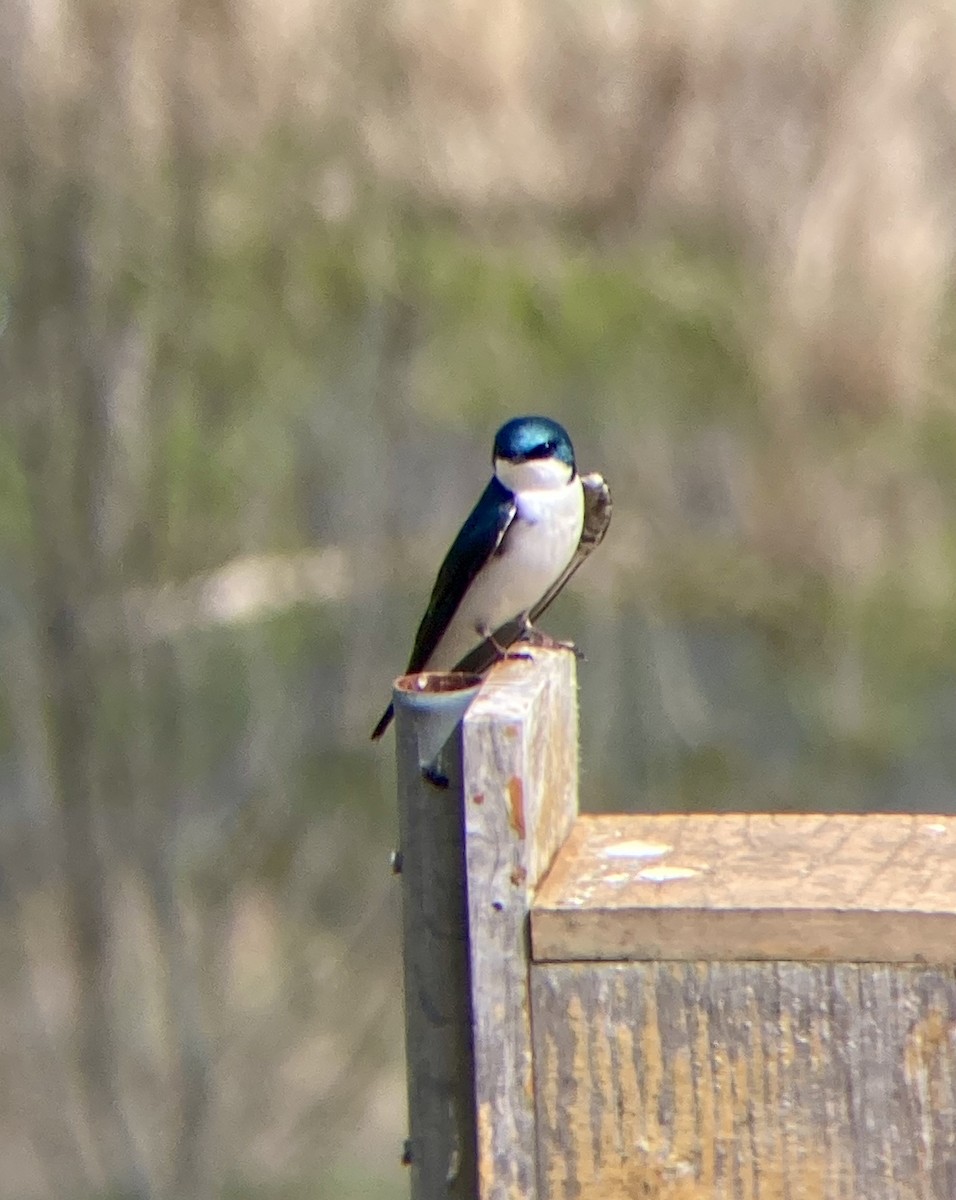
[528,440,556,460]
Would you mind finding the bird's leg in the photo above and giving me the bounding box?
[476,623,532,662]
[516,614,585,660]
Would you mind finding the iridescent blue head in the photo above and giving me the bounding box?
[492,416,576,492]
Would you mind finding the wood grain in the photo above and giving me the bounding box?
[531,960,956,1200]
[463,647,579,1200]
[394,679,480,1198]
[532,814,956,963]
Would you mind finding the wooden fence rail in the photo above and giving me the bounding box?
[392,648,956,1200]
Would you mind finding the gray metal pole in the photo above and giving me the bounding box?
[393,672,482,1200]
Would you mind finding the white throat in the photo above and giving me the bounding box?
[494,455,574,493]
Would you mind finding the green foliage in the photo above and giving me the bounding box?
[5,3,956,1194]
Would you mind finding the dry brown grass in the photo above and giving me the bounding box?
[3,1,956,1197]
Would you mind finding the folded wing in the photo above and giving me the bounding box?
[453,471,612,677]
[370,477,517,739]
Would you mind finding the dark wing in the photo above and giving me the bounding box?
[370,477,516,739]
[453,472,612,678]
[405,476,517,674]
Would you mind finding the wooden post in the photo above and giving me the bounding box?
[462,648,579,1200]
[397,652,956,1199]
[394,670,483,1199]
[530,813,956,1200]
[393,647,580,1200]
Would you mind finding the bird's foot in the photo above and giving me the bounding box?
[517,624,585,660]
[475,624,531,662]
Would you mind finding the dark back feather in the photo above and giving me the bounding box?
[405,475,516,673]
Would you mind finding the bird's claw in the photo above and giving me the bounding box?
[517,625,585,660]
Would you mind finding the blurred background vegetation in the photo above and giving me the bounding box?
[3,0,956,1195]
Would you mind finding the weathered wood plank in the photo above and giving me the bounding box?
[531,960,956,1200]
[463,647,579,1200]
[532,813,956,963]
[394,676,483,1199]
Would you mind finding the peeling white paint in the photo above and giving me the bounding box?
[601,840,672,861]
[637,864,699,883]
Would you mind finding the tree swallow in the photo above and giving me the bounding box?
[371,415,611,739]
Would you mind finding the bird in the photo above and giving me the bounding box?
[371,415,611,739]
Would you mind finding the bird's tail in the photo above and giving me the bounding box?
[371,703,394,740]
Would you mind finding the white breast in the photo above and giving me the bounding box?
[424,476,585,671]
